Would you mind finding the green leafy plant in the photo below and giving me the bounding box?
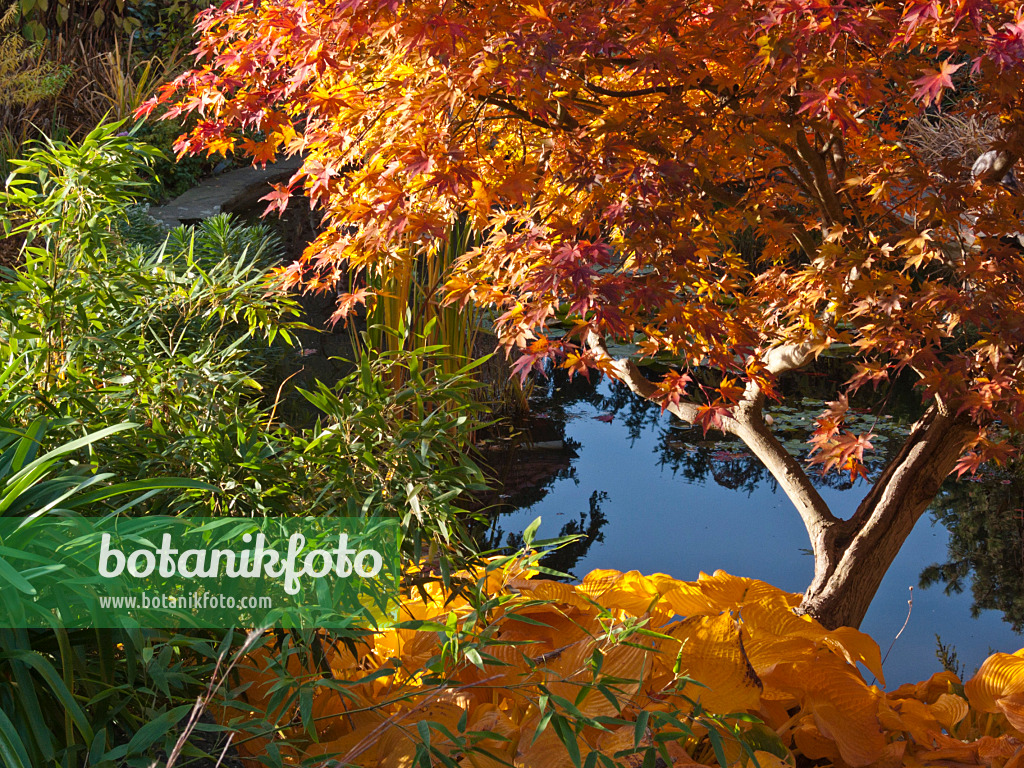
[0,2,70,108]
[0,116,500,767]
[0,380,229,766]
[291,336,490,564]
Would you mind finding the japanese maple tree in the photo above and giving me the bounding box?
[147,0,1024,629]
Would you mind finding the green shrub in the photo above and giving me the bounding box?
[0,119,496,765]
[0,118,491,555]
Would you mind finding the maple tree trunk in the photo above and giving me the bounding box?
[586,334,979,631]
[794,405,976,630]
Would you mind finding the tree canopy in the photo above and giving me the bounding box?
[146,0,1024,628]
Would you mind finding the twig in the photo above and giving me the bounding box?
[871,586,913,687]
[165,629,265,768]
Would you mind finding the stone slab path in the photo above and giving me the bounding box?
[148,156,305,227]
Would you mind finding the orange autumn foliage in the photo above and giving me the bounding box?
[142,0,1024,632]
[216,562,1024,768]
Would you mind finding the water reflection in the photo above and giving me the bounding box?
[923,471,1024,632]
[488,490,609,577]
[489,367,1024,684]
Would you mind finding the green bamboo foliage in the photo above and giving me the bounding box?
[0,407,221,767]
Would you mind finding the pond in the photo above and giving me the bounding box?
[485,371,1024,687]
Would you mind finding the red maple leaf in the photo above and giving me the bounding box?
[328,288,371,327]
[261,185,294,216]
[953,451,983,478]
[911,60,964,106]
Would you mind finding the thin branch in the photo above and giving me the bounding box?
[586,330,838,536]
[476,95,554,131]
[581,79,710,99]
[584,330,704,426]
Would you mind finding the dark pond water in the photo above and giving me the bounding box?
[486,372,1024,687]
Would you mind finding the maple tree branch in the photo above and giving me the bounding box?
[972,149,1018,184]
[799,404,978,627]
[763,342,815,375]
[778,164,818,201]
[847,404,974,532]
[584,330,703,425]
[794,129,846,225]
[729,401,840,533]
[731,343,838,534]
[580,79,709,99]
[586,330,838,536]
[753,127,844,226]
[753,130,817,190]
[476,95,555,131]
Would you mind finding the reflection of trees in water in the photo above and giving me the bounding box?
[578,369,1024,631]
[657,441,776,495]
[481,365,950,587]
[654,430,876,494]
[568,371,904,494]
[487,491,609,579]
[481,364,1024,633]
[922,470,1024,632]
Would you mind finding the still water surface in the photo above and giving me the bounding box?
[492,376,1024,687]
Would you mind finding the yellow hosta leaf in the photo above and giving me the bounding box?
[881,696,943,742]
[921,732,1022,764]
[547,639,652,718]
[576,568,664,615]
[976,734,1024,762]
[871,741,907,768]
[515,579,584,608]
[212,562,1024,768]
[376,727,418,768]
[376,700,465,768]
[669,613,763,714]
[966,651,1024,715]
[589,570,662,615]
[516,715,575,768]
[662,583,719,616]
[744,634,818,697]
[792,721,840,763]
[820,627,885,686]
[877,700,905,733]
[577,568,627,597]
[739,597,884,684]
[929,692,969,731]
[746,750,793,768]
[763,651,883,767]
[997,691,1024,733]
[737,593,816,637]
[463,705,519,768]
[594,725,636,756]
[888,670,961,705]
[663,741,707,766]
[696,570,763,608]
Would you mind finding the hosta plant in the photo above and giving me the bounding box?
[215,554,1024,768]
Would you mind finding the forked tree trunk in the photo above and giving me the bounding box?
[795,405,976,629]
[586,332,978,631]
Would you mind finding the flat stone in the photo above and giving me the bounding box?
[148,156,305,227]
